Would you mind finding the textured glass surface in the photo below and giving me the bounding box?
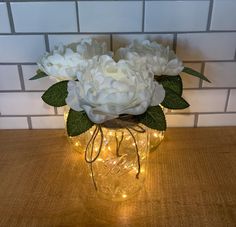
[84,124,149,201]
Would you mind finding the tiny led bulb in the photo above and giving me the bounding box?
[122,194,127,198]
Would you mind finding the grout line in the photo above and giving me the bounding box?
[1,111,236,118]
[27,116,32,129]
[6,1,15,33]
[142,0,145,33]
[194,114,199,128]
[206,0,214,31]
[224,89,231,112]
[54,107,58,115]
[173,33,177,52]
[1,31,236,36]
[110,34,113,51]
[0,90,46,93]
[1,60,236,66]
[0,63,37,65]
[1,87,236,93]
[44,34,50,52]
[17,64,25,91]
[1,0,219,2]
[75,1,80,32]
[0,114,58,117]
[199,62,205,88]
[183,60,236,63]
[167,111,236,115]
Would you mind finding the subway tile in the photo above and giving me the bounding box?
[172,89,228,113]
[78,1,142,32]
[0,117,28,129]
[11,2,77,32]
[22,65,54,91]
[181,63,201,88]
[177,33,236,61]
[227,89,236,111]
[57,107,65,115]
[112,34,173,52]
[0,3,11,33]
[166,114,195,127]
[145,1,209,32]
[203,62,236,88]
[211,0,236,30]
[31,116,64,129]
[0,65,21,90]
[0,92,54,115]
[198,114,236,127]
[48,34,110,50]
[0,35,45,63]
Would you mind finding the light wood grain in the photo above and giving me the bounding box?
[0,128,236,226]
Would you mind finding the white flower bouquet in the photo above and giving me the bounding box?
[31,38,209,136]
[31,38,210,199]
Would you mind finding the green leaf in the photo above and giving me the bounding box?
[136,105,166,131]
[161,88,190,109]
[41,80,68,107]
[67,109,94,137]
[29,69,48,80]
[157,75,183,96]
[183,67,211,83]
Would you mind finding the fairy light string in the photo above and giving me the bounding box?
[84,117,146,190]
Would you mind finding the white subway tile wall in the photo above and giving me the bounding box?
[0,3,11,33]
[11,2,77,32]
[145,1,209,32]
[0,65,21,90]
[0,0,235,129]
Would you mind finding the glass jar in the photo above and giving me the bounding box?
[76,117,150,201]
[149,130,165,151]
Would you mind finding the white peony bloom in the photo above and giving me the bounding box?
[38,38,111,81]
[116,40,184,76]
[66,55,165,124]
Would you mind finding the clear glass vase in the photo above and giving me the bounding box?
[149,130,165,151]
[75,117,150,201]
[64,106,164,153]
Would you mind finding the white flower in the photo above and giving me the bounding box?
[38,38,111,81]
[116,40,184,76]
[66,55,165,124]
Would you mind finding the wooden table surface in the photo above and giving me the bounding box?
[0,127,236,227]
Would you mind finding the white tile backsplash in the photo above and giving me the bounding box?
[203,62,236,88]
[78,1,142,32]
[11,2,77,32]
[166,114,195,127]
[0,1,235,128]
[0,35,45,63]
[177,33,236,61]
[31,116,64,129]
[227,89,236,112]
[0,3,11,33]
[0,65,21,90]
[145,1,209,32]
[0,92,54,115]
[174,90,228,113]
[198,114,236,127]
[211,0,236,30]
[0,117,28,129]
[22,65,54,91]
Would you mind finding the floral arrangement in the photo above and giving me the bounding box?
[30,38,210,137]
